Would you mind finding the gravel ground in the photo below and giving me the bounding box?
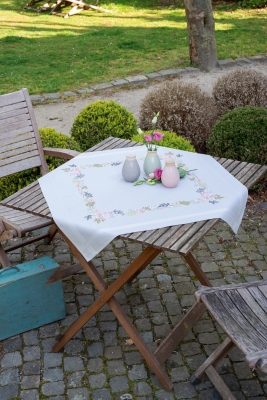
[34,62,267,137]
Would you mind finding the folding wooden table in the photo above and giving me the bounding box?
[2,137,267,391]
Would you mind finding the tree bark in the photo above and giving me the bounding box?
[184,0,218,70]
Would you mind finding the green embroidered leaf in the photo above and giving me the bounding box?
[133,180,145,186]
[125,211,137,216]
[86,201,95,207]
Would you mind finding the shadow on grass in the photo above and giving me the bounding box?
[1,0,266,94]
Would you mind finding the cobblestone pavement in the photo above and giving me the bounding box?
[1,202,267,400]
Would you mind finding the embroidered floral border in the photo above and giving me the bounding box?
[62,153,223,224]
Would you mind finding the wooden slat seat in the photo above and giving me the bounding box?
[0,205,52,238]
[190,280,267,399]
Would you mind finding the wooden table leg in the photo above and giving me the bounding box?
[53,232,173,390]
[53,245,160,349]
[183,251,212,287]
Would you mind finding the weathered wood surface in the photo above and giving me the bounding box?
[192,279,267,397]
[246,349,267,373]
[197,279,267,359]
[0,88,79,267]
[0,88,48,179]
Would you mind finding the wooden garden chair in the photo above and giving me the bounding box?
[0,88,79,268]
[190,279,267,399]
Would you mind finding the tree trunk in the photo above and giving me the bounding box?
[184,0,218,70]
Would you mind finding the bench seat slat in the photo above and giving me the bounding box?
[237,288,267,329]
[226,289,267,341]
[203,291,267,354]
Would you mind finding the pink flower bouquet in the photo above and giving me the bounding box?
[137,112,164,151]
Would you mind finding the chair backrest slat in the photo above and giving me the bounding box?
[0,100,27,115]
[1,120,33,136]
[0,90,25,107]
[2,143,39,160]
[0,112,31,128]
[0,137,37,154]
[0,149,40,168]
[0,156,42,178]
[0,89,49,178]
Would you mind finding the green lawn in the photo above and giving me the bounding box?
[0,0,266,94]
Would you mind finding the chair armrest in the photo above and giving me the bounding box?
[245,350,267,373]
[43,147,80,160]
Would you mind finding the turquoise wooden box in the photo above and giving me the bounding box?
[0,256,66,340]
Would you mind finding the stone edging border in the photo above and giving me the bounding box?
[30,55,267,103]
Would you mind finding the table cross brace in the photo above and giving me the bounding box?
[53,230,173,391]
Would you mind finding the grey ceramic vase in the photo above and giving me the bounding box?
[122,154,141,183]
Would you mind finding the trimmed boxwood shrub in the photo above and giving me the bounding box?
[70,100,138,151]
[0,128,82,201]
[132,130,196,153]
[213,69,267,117]
[207,106,267,165]
[139,81,217,153]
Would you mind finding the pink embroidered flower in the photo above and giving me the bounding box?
[153,132,164,142]
[154,168,162,180]
[144,134,153,142]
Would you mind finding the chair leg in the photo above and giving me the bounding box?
[0,244,11,267]
[44,224,58,244]
[204,365,236,400]
[191,337,234,382]
[154,302,207,364]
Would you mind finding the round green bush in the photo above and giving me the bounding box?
[0,128,82,201]
[70,100,138,151]
[207,106,267,165]
[132,130,196,153]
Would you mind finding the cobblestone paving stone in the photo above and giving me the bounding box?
[1,203,267,399]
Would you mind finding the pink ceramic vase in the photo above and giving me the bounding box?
[161,160,180,188]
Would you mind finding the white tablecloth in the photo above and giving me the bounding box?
[39,146,248,261]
